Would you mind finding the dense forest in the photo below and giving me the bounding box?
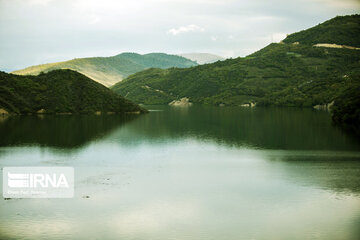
[0,69,146,114]
[112,41,359,108]
[3,15,359,129]
[111,15,360,129]
[331,82,360,133]
[283,15,360,47]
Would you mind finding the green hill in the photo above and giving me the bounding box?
[283,15,360,47]
[111,15,360,128]
[0,69,146,114]
[12,53,197,87]
[112,45,360,107]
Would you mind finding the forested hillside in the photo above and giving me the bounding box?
[283,15,360,47]
[112,42,359,107]
[0,70,146,114]
[111,15,360,129]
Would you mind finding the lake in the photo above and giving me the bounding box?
[0,105,360,240]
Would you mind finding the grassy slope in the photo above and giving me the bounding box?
[112,43,360,107]
[111,15,360,129]
[0,69,146,114]
[12,53,197,87]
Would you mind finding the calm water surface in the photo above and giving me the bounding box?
[0,106,360,240]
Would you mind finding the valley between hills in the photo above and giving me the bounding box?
[1,14,359,132]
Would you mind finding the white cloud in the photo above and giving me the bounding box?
[168,24,205,36]
[0,0,360,71]
[211,36,218,41]
[88,15,100,25]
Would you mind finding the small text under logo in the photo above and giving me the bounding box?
[3,167,74,198]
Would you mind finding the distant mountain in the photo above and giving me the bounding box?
[0,69,146,114]
[178,53,224,64]
[12,53,197,87]
[111,15,360,128]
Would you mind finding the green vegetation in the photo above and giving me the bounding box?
[111,15,360,129]
[331,80,360,133]
[283,14,360,47]
[0,69,146,114]
[112,43,360,107]
[12,53,197,87]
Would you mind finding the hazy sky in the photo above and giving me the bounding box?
[0,0,359,72]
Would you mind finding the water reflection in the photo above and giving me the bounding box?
[1,106,360,240]
[109,105,360,151]
[101,106,360,195]
[0,114,139,149]
[266,153,360,194]
[1,106,359,151]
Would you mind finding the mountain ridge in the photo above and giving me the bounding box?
[111,15,360,128]
[12,52,198,87]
